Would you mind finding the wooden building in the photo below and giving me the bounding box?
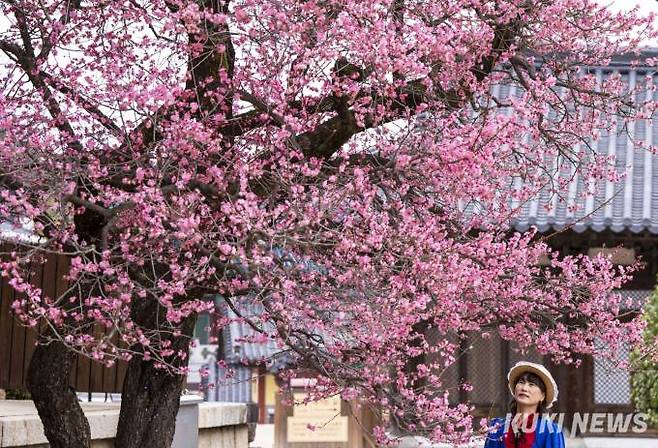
[199,298,291,426]
[0,242,126,394]
[457,52,658,434]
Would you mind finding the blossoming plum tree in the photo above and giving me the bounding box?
[1,0,657,447]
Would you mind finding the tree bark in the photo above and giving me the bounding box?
[26,339,91,448]
[115,314,196,448]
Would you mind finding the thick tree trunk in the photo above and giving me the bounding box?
[26,339,91,448]
[114,357,187,448]
[115,314,196,448]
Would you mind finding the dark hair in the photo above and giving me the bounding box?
[508,371,548,415]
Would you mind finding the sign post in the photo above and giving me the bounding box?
[273,378,379,448]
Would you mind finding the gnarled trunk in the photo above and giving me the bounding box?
[114,357,188,448]
[26,339,91,448]
[115,313,196,448]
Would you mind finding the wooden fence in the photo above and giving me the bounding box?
[0,245,125,393]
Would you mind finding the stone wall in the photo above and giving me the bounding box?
[198,402,251,448]
[0,399,250,447]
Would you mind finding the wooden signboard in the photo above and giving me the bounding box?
[286,394,349,443]
[274,379,379,448]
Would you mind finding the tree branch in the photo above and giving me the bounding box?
[39,70,123,136]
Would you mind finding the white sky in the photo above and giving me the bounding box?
[608,0,658,46]
[609,0,658,13]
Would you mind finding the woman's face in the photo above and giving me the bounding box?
[514,376,546,410]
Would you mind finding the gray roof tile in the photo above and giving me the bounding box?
[511,65,658,234]
[218,298,287,370]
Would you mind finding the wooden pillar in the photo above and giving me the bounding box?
[500,340,510,415]
[563,358,585,435]
[258,364,267,424]
[582,356,593,415]
[458,335,469,404]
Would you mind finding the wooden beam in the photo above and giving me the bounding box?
[587,247,636,266]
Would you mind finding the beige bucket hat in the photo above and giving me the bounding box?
[507,361,558,409]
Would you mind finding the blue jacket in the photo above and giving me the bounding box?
[483,416,566,448]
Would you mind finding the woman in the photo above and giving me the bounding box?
[484,361,566,448]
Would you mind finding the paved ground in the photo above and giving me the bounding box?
[249,424,658,448]
[252,424,275,448]
[576,437,658,448]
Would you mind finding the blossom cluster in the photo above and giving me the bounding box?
[0,0,656,443]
